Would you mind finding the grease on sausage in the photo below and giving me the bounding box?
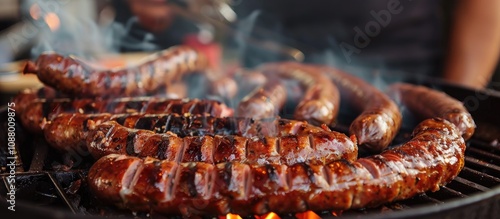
[88,118,465,216]
[387,83,475,140]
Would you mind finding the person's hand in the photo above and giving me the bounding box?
[128,0,175,33]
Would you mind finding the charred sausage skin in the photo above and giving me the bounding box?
[258,62,341,126]
[237,78,287,119]
[387,83,475,140]
[270,62,402,152]
[21,98,232,133]
[45,113,358,162]
[86,119,358,164]
[88,118,465,216]
[23,46,208,98]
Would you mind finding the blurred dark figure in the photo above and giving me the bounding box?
[112,0,198,52]
[232,0,500,89]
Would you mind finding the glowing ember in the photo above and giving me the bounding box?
[44,12,60,31]
[224,213,242,219]
[263,212,280,219]
[29,3,41,20]
[331,210,343,217]
[296,211,320,219]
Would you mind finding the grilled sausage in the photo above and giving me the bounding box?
[209,76,239,100]
[307,64,402,152]
[258,62,340,126]
[387,83,475,140]
[43,111,236,153]
[12,86,63,115]
[235,70,267,93]
[23,46,208,98]
[46,113,358,163]
[88,118,465,216]
[237,78,287,119]
[86,119,357,164]
[21,98,232,133]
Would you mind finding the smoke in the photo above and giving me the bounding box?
[23,0,161,61]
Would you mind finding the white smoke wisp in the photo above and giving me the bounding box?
[25,0,161,61]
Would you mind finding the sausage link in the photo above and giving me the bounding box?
[234,70,267,95]
[387,83,475,140]
[44,113,252,152]
[45,113,357,162]
[209,76,239,100]
[12,86,63,116]
[88,118,465,216]
[311,64,402,152]
[237,78,287,119]
[86,119,357,164]
[23,46,208,98]
[21,98,232,133]
[258,62,340,126]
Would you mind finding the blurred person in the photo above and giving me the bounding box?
[232,0,500,89]
[111,0,220,71]
[112,0,197,51]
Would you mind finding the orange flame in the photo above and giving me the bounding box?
[296,211,320,219]
[263,212,280,219]
[225,211,322,219]
[44,12,60,31]
[224,213,242,219]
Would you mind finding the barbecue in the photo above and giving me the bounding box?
[1,46,499,219]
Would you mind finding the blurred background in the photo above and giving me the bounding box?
[1,0,499,105]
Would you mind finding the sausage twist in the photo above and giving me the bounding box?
[387,83,475,140]
[258,62,340,126]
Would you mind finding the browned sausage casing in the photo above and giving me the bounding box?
[42,101,233,153]
[23,46,208,98]
[237,78,287,119]
[258,62,340,126]
[22,98,232,133]
[387,83,475,140]
[12,86,63,115]
[88,118,465,216]
[86,119,357,164]
[46,113,358,162]
[311,64,402,152]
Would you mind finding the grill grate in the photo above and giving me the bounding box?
[1,110,499,219]
[1,81,500,218]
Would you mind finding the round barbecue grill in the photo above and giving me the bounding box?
[1,79,499,219]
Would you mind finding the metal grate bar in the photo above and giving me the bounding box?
[458,167,500,188]
[47,173,77,213]
[428,186,467,200]
[451,176,491,193]
[1,176,9,194]
[464,157,500,176]
[28,138,49,172]
[397,194,441,207]
[414,194,444,204]
[468,139,500,154]
[466,147,500,164]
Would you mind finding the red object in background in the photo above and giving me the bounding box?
[183,34,222,75]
